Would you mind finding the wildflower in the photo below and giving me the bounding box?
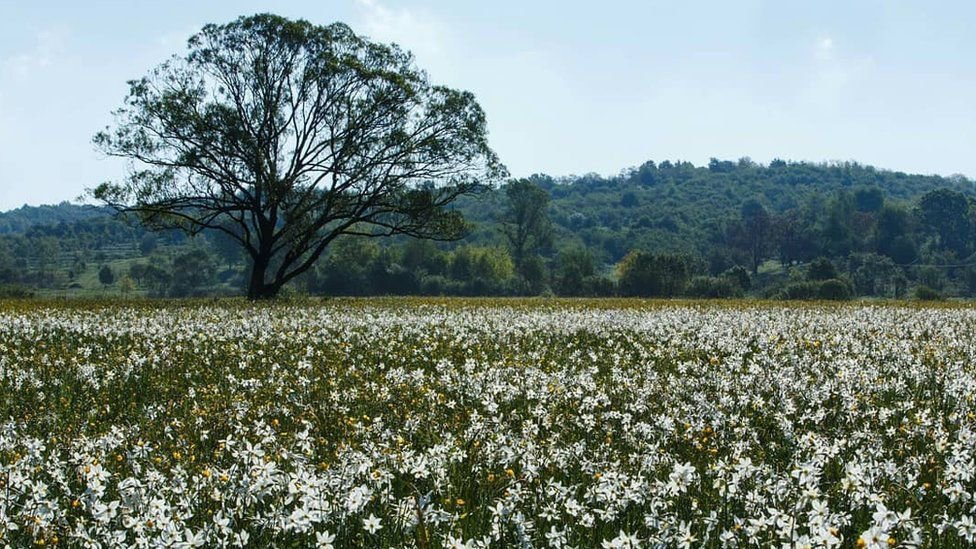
[363,513,383,534]
[315,530,336,549]
[677,521,697,549]
[957,515,976,543]
[546,525,568,547]
[445,535,475,549]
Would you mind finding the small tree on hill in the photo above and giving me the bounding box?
[728,198,773,274]
[98,265,115,288]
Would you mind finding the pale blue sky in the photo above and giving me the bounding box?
[1,1,975,210]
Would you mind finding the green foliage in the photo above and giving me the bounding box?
[554,246,596,296]
[139,233,157,256]
[817,278,852,301]
[854,186,884,213]
[98,265,115,287]
[500,179,553,281]
[0,284,33,298]
[778,281,821,300]
[913,285,944,301]
[848,253,898,297]
[451,246,515,285]
[311,238,381,296]
[917,188,973,257]
[721,265,751,291]
[129,261,173,296]
[0,202,105,234]
[616,251,692,297]
[807,257,838,281]
[685,276,741,298]
[728,198,772,273]
[7,157,976,299]
[516,255,547,295]
[169,249,218,297]
[93,13,504,299]
[777,278,852,301]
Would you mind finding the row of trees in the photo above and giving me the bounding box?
[283,180,976,300]
[726,187,976,273]
[5,176,976,300]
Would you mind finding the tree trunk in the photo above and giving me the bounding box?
[247,254,278,299]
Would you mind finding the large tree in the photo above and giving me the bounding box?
[728,198,772,274]
[916,188,972,258]
[94,14,505,298]
[500,179,552,283]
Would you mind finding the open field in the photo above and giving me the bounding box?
[1,299,975,547]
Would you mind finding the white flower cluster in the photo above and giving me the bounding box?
[0,301,974,547]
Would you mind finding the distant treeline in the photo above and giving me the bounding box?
[2,158,975,300]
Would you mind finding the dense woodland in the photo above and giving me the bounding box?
[3,158,976,300]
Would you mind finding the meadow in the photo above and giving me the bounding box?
[1,298,974,547]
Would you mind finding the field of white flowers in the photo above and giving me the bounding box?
[1,299,975,547]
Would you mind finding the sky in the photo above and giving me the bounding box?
[1,1,975,210]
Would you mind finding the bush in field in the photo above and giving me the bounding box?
[0,283,33,298]
[554,246,595,296]
[721,265,751,291]
[419,274,463,295]
[914,285,944,301]
[685,275,741,298]
[778,278,852,300]
[779,280,821,300]
[817,278,853,300]
[616,251,692,297]
[807,256,838,281]
[582,275,617,296]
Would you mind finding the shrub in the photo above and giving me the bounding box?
[817,278,852,300]
[779,281,820,300]
[616,251,692,297]
[685,276,740,298]
[0,284,34,298]
[583,276,616,297]
[913,285,944,301]
[807,257,838,281]
[721,265,751,291]
[419,275,463,296]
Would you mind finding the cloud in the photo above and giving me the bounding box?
[814,36,834,61]
[802,35,873,109]
[1,28,66,79]
[353,0,449,70]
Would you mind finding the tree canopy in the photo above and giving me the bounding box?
[93,13,505,298]
[500,179,552,290]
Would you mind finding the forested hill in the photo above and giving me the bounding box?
[0,202,109,234]
[458,159,975,261]
[3,158,976,299]
[4,159,971,246]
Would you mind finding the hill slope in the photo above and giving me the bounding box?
[2,158,974,297]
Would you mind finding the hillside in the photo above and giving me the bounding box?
[461,159,974,262]
[0,202,109,234]
[2,158,974,298]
